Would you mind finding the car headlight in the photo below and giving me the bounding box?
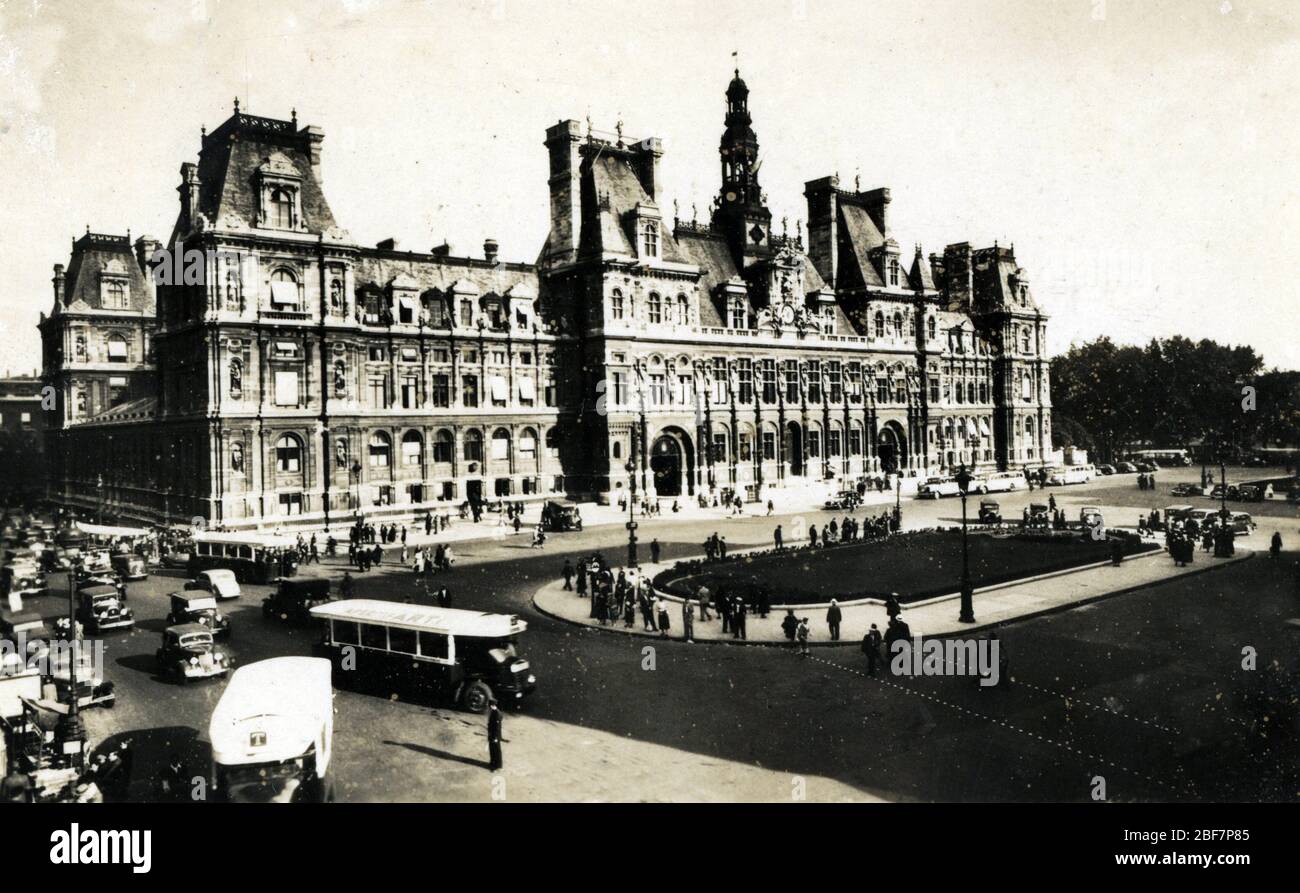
[189,657,199,666]
[214,653,225,662]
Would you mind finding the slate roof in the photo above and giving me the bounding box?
[352,250,539,301]
[837,203,886,289]
[580,150,688,263]
[57,233,154,314]
[188,112,338,235]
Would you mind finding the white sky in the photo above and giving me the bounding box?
[1,0,1297,373]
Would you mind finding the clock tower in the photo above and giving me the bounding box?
[713,69,773,269]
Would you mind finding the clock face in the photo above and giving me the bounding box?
[780,304,795,324]
[725,191,737,203]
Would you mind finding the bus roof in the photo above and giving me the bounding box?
[209,657,332,767]
[311,599,528,638]
[192,530,297,549]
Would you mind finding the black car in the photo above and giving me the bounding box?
[263,577,333,625]
[540,500,583,532]
[156,624,230,683]
[167,591,231,638]
[76,585,135,633]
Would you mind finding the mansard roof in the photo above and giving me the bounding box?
[57,232,154,315]
[972,245,1042,315]
[581,150,688,263]
[837,203,887,290]
[189,110,338,235]
[353,249,539,303]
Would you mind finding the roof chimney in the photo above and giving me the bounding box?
[483,238,499,264]
[376,238,399,251]
[431,242,451,257]
[52,264,66,305]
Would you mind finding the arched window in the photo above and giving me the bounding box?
[275,434,302,473]
[892,313,903,338]
[491,427,511,461]
[229,358,243,399]
[874,311,885,338]
[368,431,391,468]
[401,431,423,466]
[648,292,662,325]
[610,289,625,320]
[106,333,128,362]
[730,298,746,329]
[269,268,298,310]
[433,429,453,463]
[1021,327,1032,354]
[967,382,976,404]
[269,187,295,228]
[463,429,483,462]
[1022,371,1033,401]
[677,294,689,325]
[545,426,560,458]
[613,441,622,460]
[520,427,538,460]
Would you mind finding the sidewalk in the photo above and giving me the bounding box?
[533,545,1252,644]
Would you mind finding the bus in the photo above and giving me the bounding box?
[981,471,1024,493]
[918,476,960,499]
[209,657,334,803]
[1046,465,1094,486]
[1129,449,1192,467]
[188,532,299,584]
[310,599,537,713]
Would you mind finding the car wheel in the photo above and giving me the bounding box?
[461,680,493,714]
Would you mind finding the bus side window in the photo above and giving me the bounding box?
[359,623,388,650]
[418,632,448,661]
[389,627,416,655]
[332,620,359,646]
[240,546,253,560]
[198,543,210,557]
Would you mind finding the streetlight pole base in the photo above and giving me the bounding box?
[958,583,976,624]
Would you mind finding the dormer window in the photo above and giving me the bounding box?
[641,220,659,258]
[729,297,747,329]
[103,280,128,310]
[257,153,304,231]
[269,188,295,228]
[888,258,900,286]
[821,306,835,334]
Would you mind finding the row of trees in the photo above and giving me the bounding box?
[1049,336,1300,463]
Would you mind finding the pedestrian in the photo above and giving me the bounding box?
[623,593,636,628]
[562,559,574,590]
[486,699,503,771]
[1110,537,1123,566]
[640,588,656,631]
[341,571,355,599]
[650,538,661,564]
[826,598,842,641]
[719,586,732,633]
[781,609,798,644]
[733,595,747,640]
[682,599,695,643]
[767,499,774,516]
[577,561,587,597]
[809,525,819,548]
[1271,531,1283,559]
[862,623,883,675]
[885,592,902,621]
[796,617,811,656]
[774,525,783,550]
[1048,494,1056,512]
[655,596,671,638]
[697,585,713,621]
[718,536,727,559]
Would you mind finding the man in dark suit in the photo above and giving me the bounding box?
[487,699,503,771]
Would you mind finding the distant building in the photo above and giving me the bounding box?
[42,73,1052,529]
[0,373,47,503]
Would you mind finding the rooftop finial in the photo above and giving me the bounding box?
[291,107,297,126]
[233,96,240,113]
[615,117,624,145]
[855,169,861,191]
[673,198,679,221]
[585,112,593,139]
[782,216,788,236]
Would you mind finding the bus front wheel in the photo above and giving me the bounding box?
[460,680,493,714]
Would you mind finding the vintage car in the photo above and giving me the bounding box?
[1115,461,1138,473]
[540,500,584,532]
[2,562,48,599]
[185,568,241,600]
[823,490,863,510]
[0,610,52,665]
[1210,483,1241,501]
[1170,483,1202,497]
[262,577,333,625]
[47,650,116,709]
[156,624,230,683]
[167,591,231,638]
[1228,512,1256,536]
[1079,506,1104,529]
[76,585,135,633]
[1095,464,1116,475]
[978,500,1002,523]
[110,552,148,581]
[1236,484,1263,501]
[1027,503,1051,526]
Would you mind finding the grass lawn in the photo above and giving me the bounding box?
[660,529,1160,604]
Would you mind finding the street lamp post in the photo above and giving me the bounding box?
[625,432,639,568]
[351,461,362,523]
[55,557,87,769]
[954,464,976,623]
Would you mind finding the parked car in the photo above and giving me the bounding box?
[0,610,51,666]
[186,568,241,600]
[110,552,148,581]
[978,500,1002,523]
[76,585,135,633]
[1228,512,1256,536]
[1135,461,1158,473]
[167,591,231,638]
[1236,484,1263,501]
[1170,483,1202,497]
[1079,506,1104,529]
[1115,462,1138,473]
[156,624,230,683]
[1027,503,1051,526]
[1210,483,1241,501]
[540,500,584,532]
[263,577,333,625]
[1096,464,1115,475]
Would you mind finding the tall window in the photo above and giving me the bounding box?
[459,299,474,327]
[368,377,388,408]
[611,290,625,320]
[612,372,627,406]
[462,374,479,408]
[491,428,511,461]
[760,359,777,404]
[677,294,689,325]
[648,292,662,324]
[736,359,753,404]
[874,312,885,338]
[649,374,667,406]
[927,317,936,341]
[892,313,903,338]
[107,334,128,362]
[433,430,453,463]
[368,432,391,468]
[104,281,128,310]
[269,187,295,228]
[827,361,842,404]
[806,361,821,404]
[730,298,746,329]
[642,220,659,257]
[431,374,450,407]
[889,258,900,286]
[463,429,483,462]
[401,431,423,466]
[275,435,302,473]
[1021,327,1032,354]
[269,269,298,311]
[783,360,799,403]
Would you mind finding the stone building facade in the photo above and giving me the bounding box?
[43,73,1051,529]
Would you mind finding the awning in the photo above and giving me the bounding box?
[398,296,416,310]
[966,420,978,438]
[490,376,508,402]
[269,281,299,306]
[518,377,536,401]
[75,521,150,538]
[979,418,991,437]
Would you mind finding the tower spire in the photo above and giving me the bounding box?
[713,67,771,265]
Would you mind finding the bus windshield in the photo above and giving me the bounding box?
[222,758,308,803]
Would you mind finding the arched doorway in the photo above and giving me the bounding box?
[878,422,906,473]
[785,421,804,476]
[650,428,694,497]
